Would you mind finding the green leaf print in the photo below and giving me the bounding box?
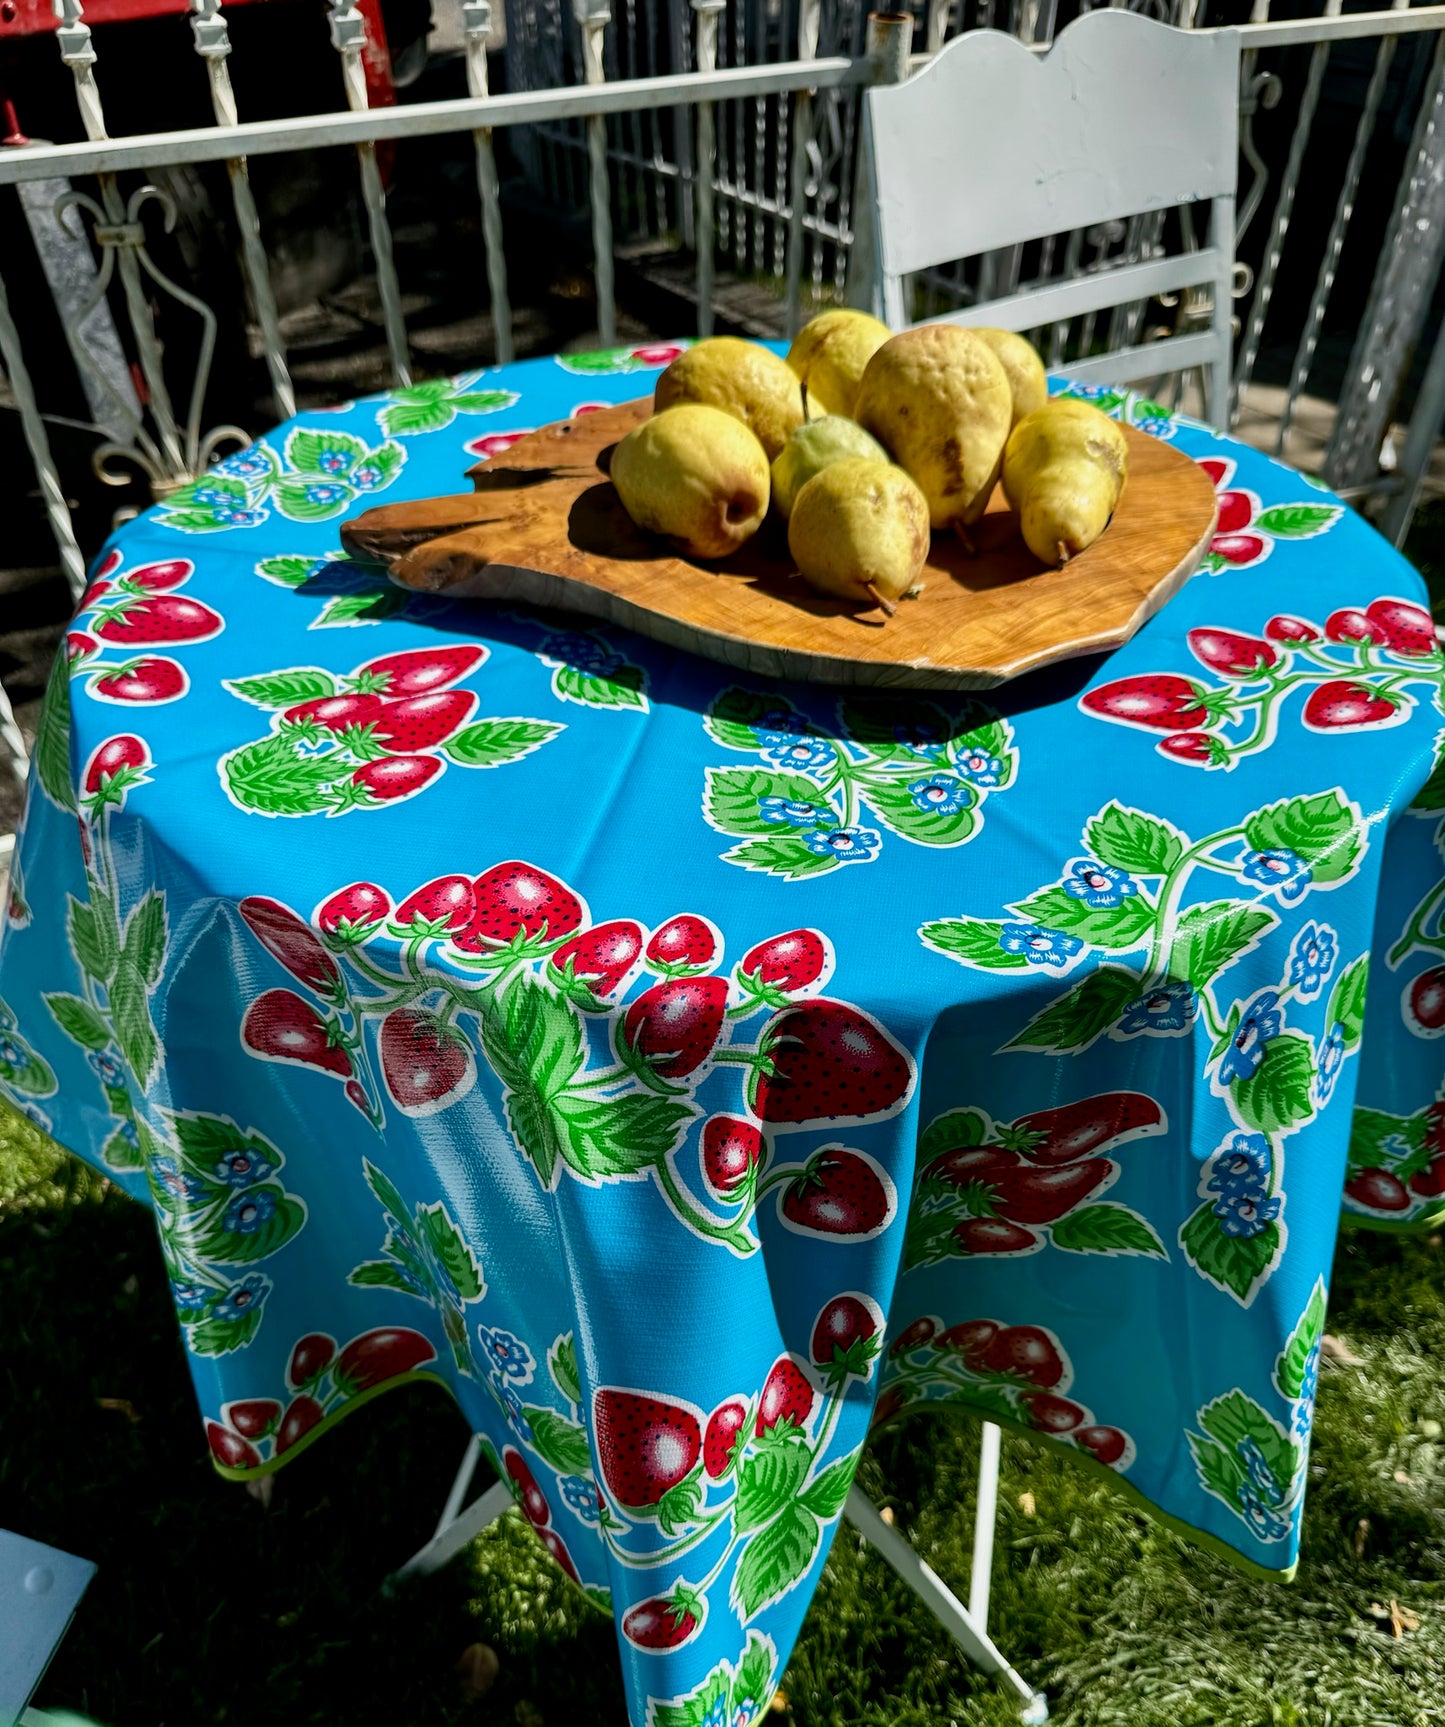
[552,661,648,710]
[1010,884,1156,949]
[222,735,340,817]
[733,1432,811,1533]
[349,1259,421,1294]
[1050,1203,1165,1257]
[1347,1107,1406,1177]
[705,767,826,837]
[109,958,158,1092]
[734,1634,777,1713]
[1229,1031,1315,1137]
[1198,1390,1300,1491]
[553,1091,696,1183]
[274,478,356,522]
[1003,964,1142,1052]
[481,979,586,1186]
[172,1114,281,1178]
[706,687,785,751]
[255,555,317,590]
[1188,1432,1243,1506]
[102,1121,146,1171]
[1275,1276,1327,1401]
[799,1452,858,1519]
[722,836,837,880]
[1179,1203,1280,1304]
[1251,503,1342,540]
[1244,790,1365,885]
[363,1158,410,1225]
[450,390,521,414]
[315,589,410,628]
[918,1108,988,1161]
[1169,902,1275,988]
[37,652,76,814]
[43,992,110,1051]
[919,918,1030,971]
[285,427,368,475]
[1411,749,1445,813]
[1327,954,1369,1050]
[548,1333,582,1409]
[731,1501,820,1620]
[68,895,116,983]
[522,1406,593,1475]
[159,509,244,534]
[123,890,167,988]
[189,1308,263,1358]
[443,718,563,768]
[1084,801,1183,876]
[198,1188,305,1263]
[377,394,454,436]
[416,1201,486,1301]
[858,775,978,847]
[838,694,953,763]
[226,668,336,709]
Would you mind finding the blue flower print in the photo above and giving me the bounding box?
[214,449,272,479]
[732,1708,753,1727]
[1134,415,1176,439]
[954,749,1003,787]
[491,1377,526,1426]
[18,1102,51,1132]
[352,465,384,489]
[214,1147,277,1188]
[87,1048,127,1087]
[893,719,944,750]
[1064,860,1138,909]
[758,795,830,827]
[214,506,268,527]
[998,924,1084,967]
[1064,383,1111,402]
[317,450,351,474]
[190,485,240,508]
[1213,1187,1282,1238]
[113,1117,139,1149]
[1118,980,1196,1036]
[1237,1481,1291,1542]
[479,1326,534,1382]
[762,735,834,772]
[1218,991,1284,1084]
[0,1032,25,1068]
[541,631,611,671]
[907,775,971,815]
[1315,1023,1347,1103]
[303,483,349,507]
[214,1275,267,1324]
[1287,922,1337,1001]
[148,1155,208,1204]
[1292,1344,1320,1438]
[223,1189,278,1236]
[1236,1437,1279,1499]
[699,1700,728,1727]
[1205,1132,1272,1199]
[1242,848,1312,903]
[561,1475,600,1521]
[802,826,881,864]
[170,1281,212,1314]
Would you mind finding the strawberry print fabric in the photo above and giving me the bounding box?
[2,345,1442,1725]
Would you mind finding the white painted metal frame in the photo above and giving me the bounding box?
[383,1419,1047,1719]
[850,10,1240,429]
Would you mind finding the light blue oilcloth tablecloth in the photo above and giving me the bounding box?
[3,343,1444,1726]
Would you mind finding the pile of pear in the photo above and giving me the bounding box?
[608,312,1129,616]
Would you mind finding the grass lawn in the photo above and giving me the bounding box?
[4,1110,1445,1727]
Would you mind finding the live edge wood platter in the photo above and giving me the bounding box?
[341,399,1219,691]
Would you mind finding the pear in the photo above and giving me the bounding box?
[786,309,893,418]
[611,404,770,560]
[771,417,892,520]
[654,337,804,460]
[973,328,1049,427]
[854,325,1013,530]
[1002,398,1129,566]
[788,458,930,612]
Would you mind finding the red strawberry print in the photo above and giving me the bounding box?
[1080,674,1209,732]
[632,343,687,366]
[457,861,584,950]
[242,989,352,1077]
[224,1398,281,1440]
[888,1317,937,1358]
[344,1079,371,1116]
[1302,681,1402,731]
[540,1528,580,1583]
[623,977,728,1078]
[354,644,486,697]
[79,579,112,611]
[752,999,913,1125]
[395,875,476,934]
[550,919,644,996]
[1214,490,1253,535]
[124,558,193,592]
[739,928,832,994]
[755,1356,815,1436]
[1427,1103,1445,1158]
[645,914,718,971]
[571,401,610,416]
[92,657,187,703]
[1210,533,1268,567]
[333,1326,436,1394]
[1197,458,1230,488]
[952,1218,1038,1255]
[240,897,341,994]
[1021,1393,1085,1434]
[504,1447,551,1527]
[779,1146,894,1239]
[935,1320,998,1368]
[1366,597,1437,657]
[67,631,97,664]
[1157,731,1224,766]
[1265,614,1320,643]
[811,1293,880,1375]
[622,1590,702,1651]
[925,1145,1020,1188]
[869,1387,907,1430]
[1187,627,1277,675]
[990,1159,1112,1224]
[351,755,444,802]
[288,1333,336,1387]
[701,1115,766,1198]
[1325,607,1387,645]
[206,1420,260,1469]
[1074,1425,1128,1466]
[93,548,123,582]
[83,734,148,793]
[468,430,535,459]
[372,689,478,751]
[379,1007,474,1113]
[94,595,222,646]
[275,1394,325,1454]
[1410,1154,1445,1199]
[1011,1092,1164,1165]
[703,1399,748,1478]
[317,882,390,935]
[983,1325,1065,1388]
[283,692,385,732]
[1408,967,1445,1034]
[1345,1168,1410,1212]
[593,1388,703,1508]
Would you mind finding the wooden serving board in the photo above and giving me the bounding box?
[341,399,1218,690]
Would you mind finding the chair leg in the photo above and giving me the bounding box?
[844,1436,1049,1723]
[381,1435,513,1594]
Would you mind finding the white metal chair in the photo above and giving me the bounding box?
[848,10,1241,429]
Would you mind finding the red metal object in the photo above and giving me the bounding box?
[0,0,269,35]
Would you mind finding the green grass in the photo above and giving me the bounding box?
[3,1108,1445,1727]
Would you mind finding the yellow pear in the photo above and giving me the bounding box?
[1002,398,1129,565]
[786,309,893,418]
[770,416,892,520]
[973,328,1049,426]
[611,404,770,560]
[854,325,1013,529]
[654,338,804,461]
[788,458,930,609]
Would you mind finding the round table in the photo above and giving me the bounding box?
[3,344,1442,1726]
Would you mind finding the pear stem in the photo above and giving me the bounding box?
[865,582,897,617]
[954,523,977,557]
[1056,540,1070,565]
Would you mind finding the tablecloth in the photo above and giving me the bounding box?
[3,343,1443,1725]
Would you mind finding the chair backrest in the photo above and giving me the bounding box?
[852,11,1241,426]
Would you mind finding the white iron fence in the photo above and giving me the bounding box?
[2,0,1445,596]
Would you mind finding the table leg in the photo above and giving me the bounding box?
[381,1436,513,1594]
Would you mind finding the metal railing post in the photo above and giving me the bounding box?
[844,10,913,321]
[783,0,820,337]
[462,0,514,365]
[574,0,617,347]
[691,0,724,337]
